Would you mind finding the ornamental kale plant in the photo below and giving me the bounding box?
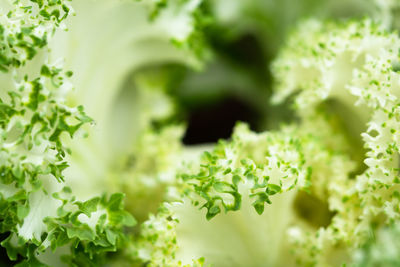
[2,0,400,266]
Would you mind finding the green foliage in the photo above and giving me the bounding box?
[3,0,400,266]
